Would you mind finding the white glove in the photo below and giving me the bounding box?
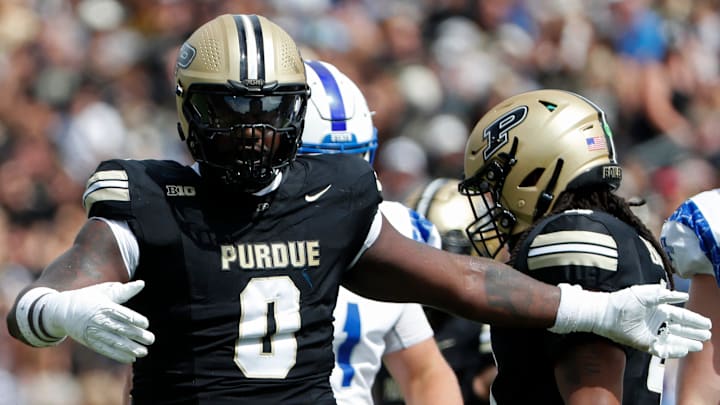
[549,283,712,358]
[16,280,155,363]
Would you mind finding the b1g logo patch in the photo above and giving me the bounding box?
[480,105,528,161]
[166,185,196,197]
[177,43,197,69]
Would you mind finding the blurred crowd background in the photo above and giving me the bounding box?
[0,0,718,404]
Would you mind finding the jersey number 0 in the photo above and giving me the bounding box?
[234,276,301,378]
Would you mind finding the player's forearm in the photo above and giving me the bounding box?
[386,341,463,405]
[35,219,130,290]
[446,254,560,328]
[6,219,138,351]
[677,380,720,404]
[6,298,34,345]
[676,347,720,403]
[349,234,561,328]
[403,364,463,405]
[6,220,127,345]
[676,275,720,403]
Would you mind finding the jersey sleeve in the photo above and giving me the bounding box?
[82,160,134,220]
[661,190,720,281]
[516,212,620,290]
[383,303,434,354]
[81,159,180,247]
[517,210,667,291]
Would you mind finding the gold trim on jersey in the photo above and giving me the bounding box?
[85,170,128,185]
[527,230,618,272]
[83,170,131,214]
[530,230,616,249]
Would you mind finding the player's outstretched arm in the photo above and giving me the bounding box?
[346,215,711,358]
[6,219,155,363]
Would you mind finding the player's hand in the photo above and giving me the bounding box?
[597,284,711,358]
[549,283,711,358]
[41,280,155,363]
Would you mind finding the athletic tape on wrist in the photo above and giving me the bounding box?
[14,287,66,347]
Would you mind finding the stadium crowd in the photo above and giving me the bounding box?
[0,0,719,403]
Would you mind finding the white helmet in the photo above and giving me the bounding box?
[300,60,378,163]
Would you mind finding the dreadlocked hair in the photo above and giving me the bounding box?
[509,184,675,289]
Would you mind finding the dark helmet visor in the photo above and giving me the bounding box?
[185,91,306,130]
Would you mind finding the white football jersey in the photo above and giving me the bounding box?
[330,201,441,404]
[661,189,720,281]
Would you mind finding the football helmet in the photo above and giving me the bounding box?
[406,178,497,257]
[299,60,378,163]
[174,14,310,191]
[459,89,622,258]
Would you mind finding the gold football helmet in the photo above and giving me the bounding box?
[406,178,498,257]
[459,89,621,258]
[174,14,309,191]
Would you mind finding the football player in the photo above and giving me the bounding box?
[5,14,711,405]
[405,177,497,405]
[661,189,720,404]
[301,60,462,405]
[459,89,680,404]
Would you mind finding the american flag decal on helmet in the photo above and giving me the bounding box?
[586,135,606,151]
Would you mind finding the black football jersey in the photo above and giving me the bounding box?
[490,210,666,405]
[83,154,381,404]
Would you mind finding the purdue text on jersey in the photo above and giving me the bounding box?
[221,241,320,270]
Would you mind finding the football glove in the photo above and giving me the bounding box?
[549,283,711,358]
[15,280,155,363]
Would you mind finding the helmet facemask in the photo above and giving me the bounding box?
[181,82,308,191]
[459,138,518,259]
[405,177,502,258]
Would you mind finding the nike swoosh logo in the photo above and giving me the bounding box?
[305,184,332,202]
